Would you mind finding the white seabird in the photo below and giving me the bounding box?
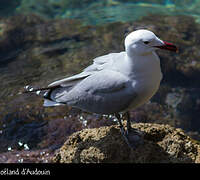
[25,29,177,148]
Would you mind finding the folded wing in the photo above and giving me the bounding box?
[48,70,134,114]
[28,52,127,108]
[47,52,125,88]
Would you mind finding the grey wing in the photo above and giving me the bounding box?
[48,52,125,88]
[42,52,126,107]
[83,52,126,72]
[41,71,92,106]
[48,72,91,88]
[50,70,135,114]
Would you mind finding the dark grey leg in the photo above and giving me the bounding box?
[124,111,131,134]
[115,113,125,134]
[124,111,144,148]
[114,113,132,148]
[115,112,144,149]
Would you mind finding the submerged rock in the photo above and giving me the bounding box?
[0,0,21,16]
[53,123,200,163]
[0,148,54,163]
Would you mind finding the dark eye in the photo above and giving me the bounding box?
[144,41,150,44]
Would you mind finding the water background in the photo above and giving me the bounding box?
[1,0,200,24]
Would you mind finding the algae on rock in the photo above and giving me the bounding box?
[53,123,200,163]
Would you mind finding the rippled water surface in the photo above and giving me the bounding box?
[1,0,200,162]
[2,0,200,24]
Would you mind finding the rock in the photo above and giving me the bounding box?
[164,88,200,132]
[0,148,54,163]
[52,123,200,163]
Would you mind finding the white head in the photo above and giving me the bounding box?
[125,29,177,57]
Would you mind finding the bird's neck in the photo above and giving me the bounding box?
[124,52,162,79]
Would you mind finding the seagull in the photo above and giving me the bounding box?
[24,29,177,148]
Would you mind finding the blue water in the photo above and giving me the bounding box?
[0,0,200,24]
[1,0,200,24]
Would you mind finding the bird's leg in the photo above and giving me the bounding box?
[114,113,132,148]
[124,111,144,148]
[115,113,125,135]
[125,111,131,134]
[124,111,142,135]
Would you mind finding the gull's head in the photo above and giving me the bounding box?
[125,29,177,56]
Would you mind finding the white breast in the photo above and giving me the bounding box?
[127,52,163,109]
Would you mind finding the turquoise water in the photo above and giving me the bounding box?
[1,0,200,24]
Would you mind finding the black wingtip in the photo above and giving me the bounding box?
[23,85,53,92]
[22,85,62,102]
[21,85,51,96]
